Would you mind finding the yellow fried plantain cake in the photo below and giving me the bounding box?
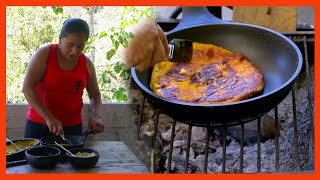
[150,42,264,104]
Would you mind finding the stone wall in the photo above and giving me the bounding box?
[6,103,138,140]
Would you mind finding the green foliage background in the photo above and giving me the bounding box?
[6,6,152,103]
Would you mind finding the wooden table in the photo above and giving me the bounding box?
[6,141,150,174]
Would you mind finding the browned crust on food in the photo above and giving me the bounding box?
[150,42,264,104]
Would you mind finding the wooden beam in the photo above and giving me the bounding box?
[233,6,297,32]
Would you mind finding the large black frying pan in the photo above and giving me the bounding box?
[6,138,40,167]
[131,7,303,127]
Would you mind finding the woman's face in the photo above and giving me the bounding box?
[59,33,87,62]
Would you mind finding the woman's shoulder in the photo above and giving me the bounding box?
[29,45,53,66]
[36,45,51,57]
[36,44,60,59]
[26,45,52,75]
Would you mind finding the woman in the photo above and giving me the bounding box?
[23,18,104,139]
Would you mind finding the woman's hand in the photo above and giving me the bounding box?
[89,112,104,134]
[123,20,170,71]
[45,117,64,137]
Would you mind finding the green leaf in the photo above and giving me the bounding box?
[99,71,107,82]
[99,31,107,38]
[103,77,111,84]
[109,72,117,80]
[114,40,119,49]
[120,21,128,29]
[106,49,116,60]
[112,87,127,101]
[114,62,122,73]
[122,38,128,48]
[52,6,63,15]
[118,87,126,92]
[83,46,90,53]
[119,36,124,45]
[120,69,130,80]
[128,32,134,38]
[57,7,63,14]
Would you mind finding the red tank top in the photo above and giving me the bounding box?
[27,44,89,126]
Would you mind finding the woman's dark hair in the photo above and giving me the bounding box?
[60,18,90,40]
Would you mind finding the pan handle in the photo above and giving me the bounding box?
[6,159,28,167]
[166,6,227,35]
[82,128,94,139]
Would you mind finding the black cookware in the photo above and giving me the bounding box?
[131,6,303,127]
[25,145,61,169]
[40,129,94,149]
[67,148,99,169]
[6,138,40,164]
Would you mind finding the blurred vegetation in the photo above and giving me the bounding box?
[6,6,152,103]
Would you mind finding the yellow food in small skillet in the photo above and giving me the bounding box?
[150,42,264,104]
[55,144,70,146]
[6,140,39,155]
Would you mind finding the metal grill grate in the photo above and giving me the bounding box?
[136,31,314,173]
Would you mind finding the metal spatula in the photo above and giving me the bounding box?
[168,38,193,63]
[54,141,75,157]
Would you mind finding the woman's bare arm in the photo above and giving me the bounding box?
[22,45,64,136]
